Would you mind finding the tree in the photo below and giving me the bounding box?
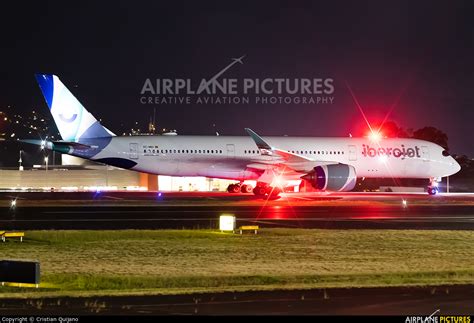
[412,127,449,150]
[380,121,409,138]
[372,121,408,138]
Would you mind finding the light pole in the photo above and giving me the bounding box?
[18,150,23,171]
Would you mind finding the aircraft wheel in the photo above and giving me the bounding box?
[267,186,282,197]
[253,186,267,196]
[427,186,439,195]
[240,184,253,194]
[228,184,241,193]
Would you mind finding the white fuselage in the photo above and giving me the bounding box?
[83,135,460,182]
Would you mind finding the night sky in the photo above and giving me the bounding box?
[1,1,473,155]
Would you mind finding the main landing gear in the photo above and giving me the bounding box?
[227,182,281,198]
[227,183,253,194]
[252,183,281,198]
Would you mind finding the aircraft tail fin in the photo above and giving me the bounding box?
[35,74,115,142]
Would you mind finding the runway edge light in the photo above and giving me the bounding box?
[219,214,236,232]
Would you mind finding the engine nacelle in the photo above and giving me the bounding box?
[302,164,357,192]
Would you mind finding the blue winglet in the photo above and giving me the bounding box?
[35,74,54,109]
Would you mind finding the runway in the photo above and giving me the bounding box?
[1,191,473,230]
[1,285,473,315]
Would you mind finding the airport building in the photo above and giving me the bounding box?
[0,155,241,192]
[0,167,242,192]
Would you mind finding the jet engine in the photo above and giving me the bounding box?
[301,164,357,191]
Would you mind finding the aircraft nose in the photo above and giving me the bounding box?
[449,157,461,175]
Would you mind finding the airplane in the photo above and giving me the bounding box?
[231,55,245,65]
[27,74,461,197]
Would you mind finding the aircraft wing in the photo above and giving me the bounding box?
[244,128,336,173]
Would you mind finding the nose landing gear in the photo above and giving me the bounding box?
[427,177,441,195]
[427,186,439,195]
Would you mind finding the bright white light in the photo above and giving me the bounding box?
[378,155,388,163]
[433,182,439,187]
[125,186,147,191]
[219,214,236,231]
[368,131,382,142]
[44,157,48,163]
[11,200,16,207]
[60,186,79,191]
[402,199,407,207]
[272,176,284,187]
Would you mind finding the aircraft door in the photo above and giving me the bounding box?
[348,145,357,161]
[129,143,139,159]
[226,144,235,158]
[421,146,429,162]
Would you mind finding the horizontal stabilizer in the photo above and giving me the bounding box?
[52,141,96,150]
[20,139,96,153]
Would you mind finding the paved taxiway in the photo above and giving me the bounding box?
[1,191,473,230]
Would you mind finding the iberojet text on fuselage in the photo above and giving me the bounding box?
[362,144,421,160]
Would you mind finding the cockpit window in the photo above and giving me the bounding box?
[442,150,450,157]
